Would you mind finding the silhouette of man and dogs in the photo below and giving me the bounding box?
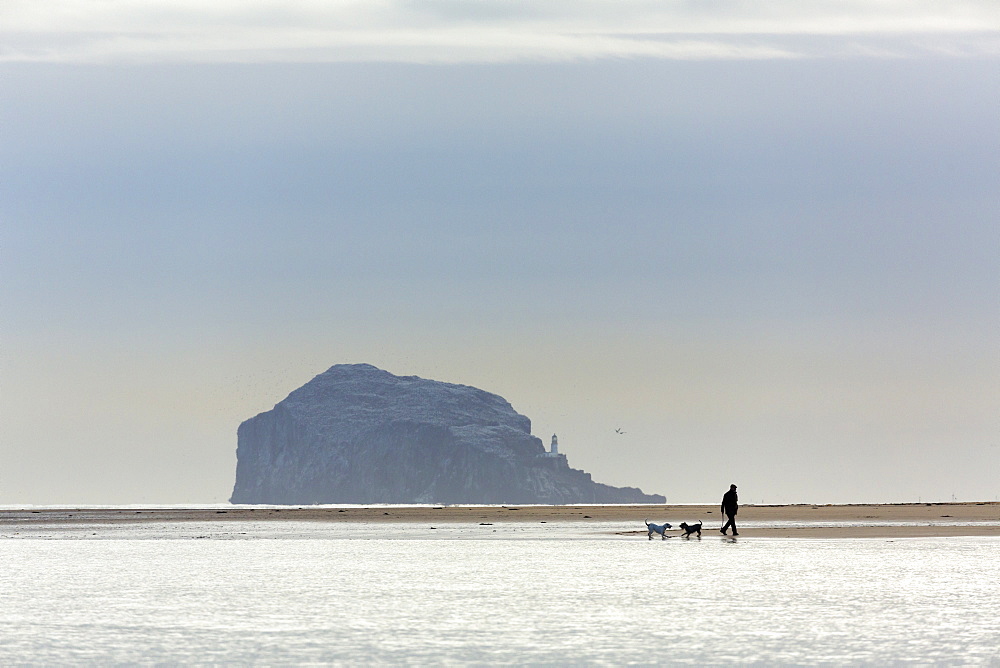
[645,483,740,539]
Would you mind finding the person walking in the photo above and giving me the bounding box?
[720,484,739,536]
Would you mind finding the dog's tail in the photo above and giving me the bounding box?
[644,519,650,527]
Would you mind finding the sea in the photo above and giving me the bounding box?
[2,508,999,666]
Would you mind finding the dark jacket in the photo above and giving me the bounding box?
[721,489,738,516]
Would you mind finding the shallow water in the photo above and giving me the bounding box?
[2,523,999,665]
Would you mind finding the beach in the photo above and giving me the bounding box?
[3,502,997,539]
[4,502,1000,663]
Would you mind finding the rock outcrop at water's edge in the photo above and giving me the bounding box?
[230,364,665,505]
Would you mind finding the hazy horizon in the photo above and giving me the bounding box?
[2,1,997,506]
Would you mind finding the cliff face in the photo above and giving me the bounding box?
[230,364,664,505]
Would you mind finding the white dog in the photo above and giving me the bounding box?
[644,519,672,540]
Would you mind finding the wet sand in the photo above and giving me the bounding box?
[2,502,998,538]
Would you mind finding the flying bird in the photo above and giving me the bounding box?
[615,428,626,435]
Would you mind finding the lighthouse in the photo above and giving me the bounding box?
[537,433,568,467]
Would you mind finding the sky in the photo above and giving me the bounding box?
[1,1,998,505]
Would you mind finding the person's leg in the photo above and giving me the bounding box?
[720,516,732,534]
[730,514,738,536]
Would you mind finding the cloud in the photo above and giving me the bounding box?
[2,0,999,63]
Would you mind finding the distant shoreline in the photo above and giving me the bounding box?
[2,502,998,538]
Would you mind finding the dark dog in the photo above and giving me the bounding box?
[644,520,672,540]
[678,521,702,538]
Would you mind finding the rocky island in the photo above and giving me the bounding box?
[231,364,664,504]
